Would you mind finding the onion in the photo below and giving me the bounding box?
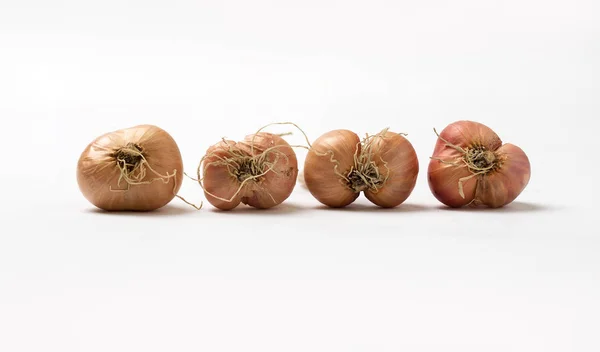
[303,128,419,208]
[77,124,185,211]
[428,120,531,208]
[199,132,298,210]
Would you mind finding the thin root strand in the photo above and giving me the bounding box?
[110,144,202,211]
[432,127,501,199]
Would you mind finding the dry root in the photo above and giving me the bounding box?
[313,128,392,193]
[110,143,202,210]
[250,121,313,151]
[111,143,176,190]
[196,122,311,205]
[431,128,501,201]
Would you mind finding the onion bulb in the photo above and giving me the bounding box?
[303,128,419,208]
[200,132,298,210]
[77,124,185,211]
[428,120,531,208]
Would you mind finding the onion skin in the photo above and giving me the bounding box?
[77,124,183,211]
[427,120,531,208]
[304,130,360,208]
[476,143,531,208]
[202,132,298,210]
[364,131,419,208]
[304,129,419,208]
[201,140,243,210]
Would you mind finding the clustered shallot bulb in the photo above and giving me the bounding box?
[200,132,298,210]
[77,124,184,211]
[303,128,419,208]
[428,120,531,208]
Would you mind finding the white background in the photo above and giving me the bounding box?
[1,0,598,351]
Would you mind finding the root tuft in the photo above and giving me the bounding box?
[197,124,302,205]
[313,128,392,194]
[110,143,202,210]
[348,128,390,193]
[431,128,501,199]
[110,143,177,191]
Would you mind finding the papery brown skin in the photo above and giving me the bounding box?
[304,130,361,207]
[476,143,531,208]
[304,129,419,208]
[77,124,184,211]
[201,140,243,210]
[364,132,419,208]
[427,120,531,208]
[202,132,298,210]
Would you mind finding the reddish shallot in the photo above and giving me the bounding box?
[428,120,531,208]
[197,124,303,210]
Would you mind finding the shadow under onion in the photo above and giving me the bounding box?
[437,201,556,213]
[208,202,307,215]
[313,203,433,213]
[84,205,196,217]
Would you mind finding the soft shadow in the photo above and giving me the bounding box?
[84,205,198,217]
[313,203,433,213]
[208,202,307,215]
[437,201,557,213]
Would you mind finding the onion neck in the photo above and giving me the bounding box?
[346,165,384,193]
[115,143,143,173]
[346,135,388,193]
[234,157,260,183]
[465,147,498,173]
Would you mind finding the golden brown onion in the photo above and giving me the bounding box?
[304,128,419,208]
[200,132,298,210]
[428,120,531,208]
[77,124,184,211]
